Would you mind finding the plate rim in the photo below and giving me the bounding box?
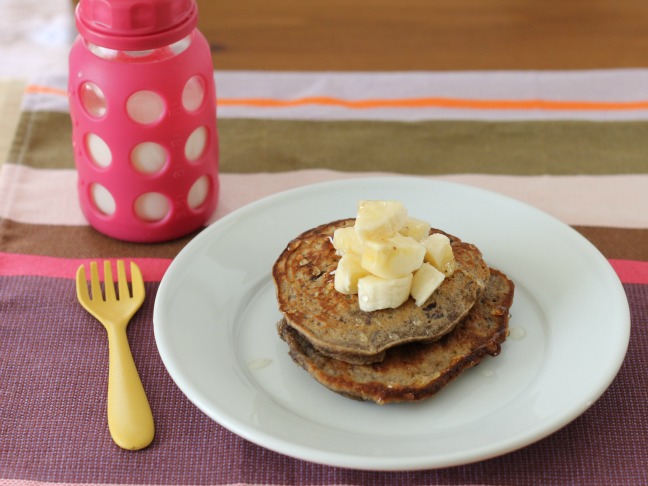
[153,176,631,470]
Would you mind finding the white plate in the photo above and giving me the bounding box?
[153,177,630,471]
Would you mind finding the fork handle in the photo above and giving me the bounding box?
[106,327,155,450]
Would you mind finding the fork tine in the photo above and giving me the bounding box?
[75,264,90,302]
[90,261,102,301]
[116,260,129,300]
[104,261,117,301]
[129,261,145,305]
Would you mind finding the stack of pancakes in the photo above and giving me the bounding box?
[272,219,514,404]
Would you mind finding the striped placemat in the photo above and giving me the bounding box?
[1,69,646,485]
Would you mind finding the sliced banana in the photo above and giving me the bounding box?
[399,216,431,242]
[358,274,413,312]
[361,233,426,279]
[332,226,364,256]
[411,262,446,306]
[332,200,455,312]
[334,253,369,294]
[423,233,456,276]
[354,200,407,241]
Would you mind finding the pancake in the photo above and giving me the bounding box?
[277,268,514,404]
[272,218,490,364]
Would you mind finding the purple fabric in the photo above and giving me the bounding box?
[1,276,646,485]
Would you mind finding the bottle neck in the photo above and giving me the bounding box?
[84,32,193,63]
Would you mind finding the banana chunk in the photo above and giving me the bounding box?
[411,262,445,306]
[423,233,457,276]
[399,216,432,242]
[334,253,369,294]
[358,274,413,312]
[332,227,364,256]
[332,200,455,312]
[355,200,407,241]
[361,233,426,279]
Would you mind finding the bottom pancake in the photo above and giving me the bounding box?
[277,268,514,404]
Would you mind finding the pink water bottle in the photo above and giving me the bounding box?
[68,0,219,242]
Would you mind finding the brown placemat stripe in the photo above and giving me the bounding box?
[2,218,646,262]
[8,111,648,175]
[0,219,196,259]
[573,225,648,261]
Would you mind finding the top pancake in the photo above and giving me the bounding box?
[272,219,490,364]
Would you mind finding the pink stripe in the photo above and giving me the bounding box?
[0,252,171,282]
[0,482,261,486]
[609,259,648,285]
[2,252,646,285]
[3,164,648,229]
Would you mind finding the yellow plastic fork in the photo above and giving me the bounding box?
[76,260,155,450]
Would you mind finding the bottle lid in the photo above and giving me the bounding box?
[75,0,198,51]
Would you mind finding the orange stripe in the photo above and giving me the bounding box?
[218,96,648,111]
[25,83,648,112]
[25,85,68,97]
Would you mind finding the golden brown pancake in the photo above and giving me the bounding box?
[272,219,490,364]
[277,269,514,404]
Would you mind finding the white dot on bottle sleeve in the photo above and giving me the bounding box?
[184,126,207,161]
[134,192,170,222]
[79,82,106,117]
[187,175,210,209]
[131,142,167,174]
[90,183,116,215]
[126,90,165,124]
[182,75,205,112]
[86,133,112,168]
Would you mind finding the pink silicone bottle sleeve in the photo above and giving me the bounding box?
[68,30,219,242]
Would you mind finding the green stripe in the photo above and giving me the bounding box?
[220,119,648,174]
[9,111,648,174]
[8,111,76,169]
